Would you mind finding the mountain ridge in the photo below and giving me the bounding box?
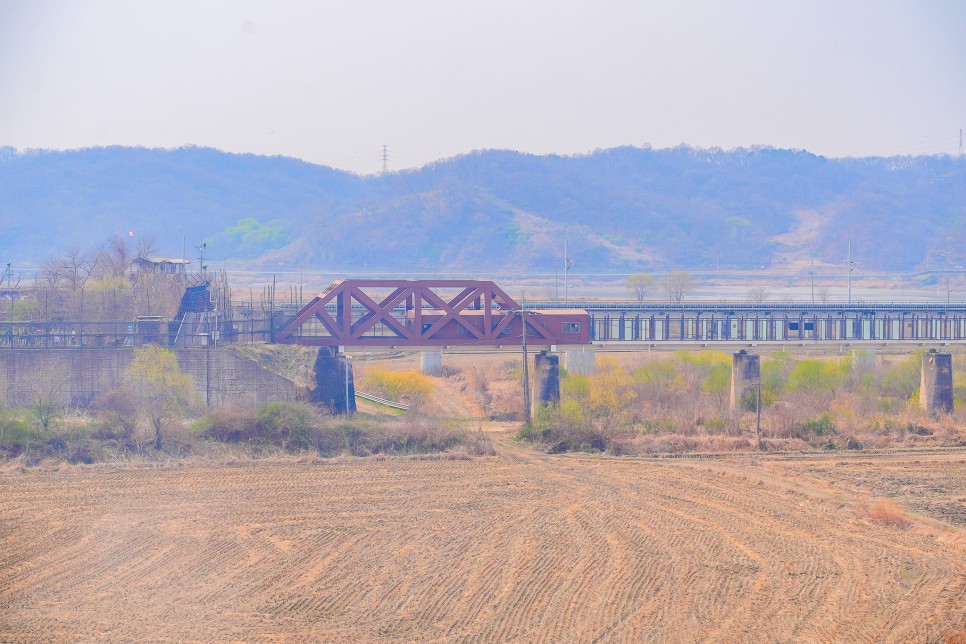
[1,145,963,272]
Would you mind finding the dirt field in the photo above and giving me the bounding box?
[2,437,965,642]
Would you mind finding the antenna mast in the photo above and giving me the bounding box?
[564,240,575,305]
[381,145,389,174]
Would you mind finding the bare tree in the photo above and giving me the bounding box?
[746,284,769,304]
[817,286,831,304]
[97,235,133,279]
[467,364,496,420]
[134,235,157,261]
[23,364,65,433]
[663,270,693,304]
[624,273,655,303]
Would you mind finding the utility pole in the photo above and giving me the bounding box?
[564,240,574,305]
[381,145,389,175]
[960,128,963,157]
[809,256,815,305]
[755,381,763,450]
[195,242,207,278]
[344,352,352,416]
[521,290,531,425]
[847,241,853,305]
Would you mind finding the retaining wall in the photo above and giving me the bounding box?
[0,348,297,409]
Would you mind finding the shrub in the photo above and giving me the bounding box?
[93,388,141,438]
[254,402,318,449]
[632,361,678,387]
[702,363,731,396]
[881,352,923,399]
[195,406,257,442]
[675,350,730,368]
[562,374,590,401]
[198,402,323,451]
[801,412,836,436]
[0,408,39,452]
[760,359,786,402]
[863,498,912,529]
[786,359,847,394]
[520,401,620,453]
[361,368,434,402]
[588,357,636,416]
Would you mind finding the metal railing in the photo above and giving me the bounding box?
[356,391,409,411]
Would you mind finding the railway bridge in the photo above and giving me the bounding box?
[272,280,962,414]
[1,279,961,415]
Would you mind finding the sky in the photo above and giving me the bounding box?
[1,0,964,175]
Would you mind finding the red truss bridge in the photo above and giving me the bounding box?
[275,280,591,348]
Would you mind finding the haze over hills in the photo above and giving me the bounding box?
[1,145,964,274]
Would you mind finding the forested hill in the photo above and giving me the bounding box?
[1,145,964,272]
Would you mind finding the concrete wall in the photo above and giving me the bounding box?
[920,351,953,414]
[533,352,561,407]
[730,351,760,412]
[0,348,296,409]
[564,347,596,376]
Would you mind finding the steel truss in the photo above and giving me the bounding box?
[275,280,565,347]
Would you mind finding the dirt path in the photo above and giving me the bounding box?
[2,448,964,642]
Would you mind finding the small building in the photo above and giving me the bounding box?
[131,257,191,275]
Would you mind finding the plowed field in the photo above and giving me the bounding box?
[2,445,965,642]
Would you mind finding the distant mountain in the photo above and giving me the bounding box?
[1,145,964,272]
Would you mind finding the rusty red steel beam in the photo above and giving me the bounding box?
[274,279,590,347]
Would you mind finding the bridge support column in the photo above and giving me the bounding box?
[533,351,561,409]
[564,347,596,376]
[920,350,953,414]
[730,350,760,412]
[420,349,443,376]
[310,348,356,415]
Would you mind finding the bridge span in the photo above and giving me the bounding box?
[574,301,966,344]
[3,280,966,350]
[272,280,966,348]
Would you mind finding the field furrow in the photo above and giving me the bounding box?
[1,448,965,642]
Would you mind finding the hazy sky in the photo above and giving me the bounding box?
[1,0,964,174]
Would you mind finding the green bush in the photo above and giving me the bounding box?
[519,400,612,453]
[702,363,731,395]
[254,402,318,448]
[0,408,40,451]
[786,359,847,394]
[194,406,257,442]
[701,418,725,432]
[881,352,923,399]
[760,360,785,404]
[199,402,322,450]
[632,361,677,387]
[801,412,836,436]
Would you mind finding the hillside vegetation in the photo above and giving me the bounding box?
[1,145,964,271]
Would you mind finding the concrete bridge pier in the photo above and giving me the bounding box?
[310,347,356,415]
[920,350,953,414]
[730,350,760,412]
[533,351,561,409]
[420,349,443,376]
[564,347,596,376]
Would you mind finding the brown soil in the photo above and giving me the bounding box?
[2,437,965,642]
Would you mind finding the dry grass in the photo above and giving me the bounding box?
[862,498,914,529]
